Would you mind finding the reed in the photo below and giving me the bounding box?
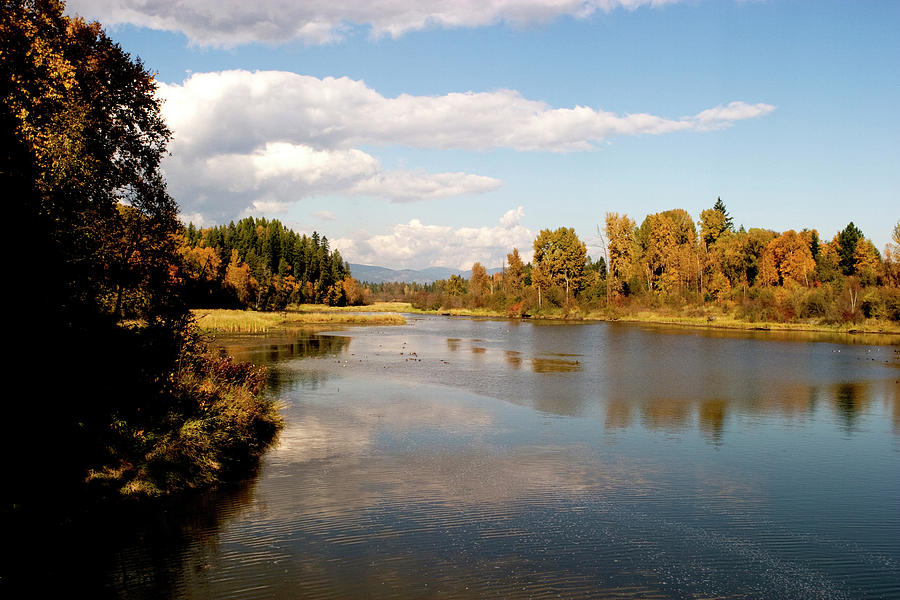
[192,308,406,332]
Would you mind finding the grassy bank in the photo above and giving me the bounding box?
[393,301,900,337]
[194,302,899,338]
[192,307,407,333]
[291,301,426,313]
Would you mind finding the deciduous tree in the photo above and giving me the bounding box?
[532,227,587,305]
[505,248,525,295]
[605,212,637,298]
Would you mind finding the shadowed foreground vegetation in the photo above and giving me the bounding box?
[84,337,283,496]
[2,1,283,510]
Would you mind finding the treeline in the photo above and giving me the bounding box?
[180,218,367,309]
[408,199,900,323]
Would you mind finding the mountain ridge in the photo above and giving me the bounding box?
[349,263,502,284]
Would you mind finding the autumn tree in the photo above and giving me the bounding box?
[758,230,816,287]
[532,227,587,305]
[853,238,881,286]
[605,212,638,298]
[447,274,467,296]
[2,0,196,506]
[470,262,489,305]
[637,209,698,296]
[700,208,728,248]
[883,222,900,287]
[224,249,256,305]
[504,248,525,295]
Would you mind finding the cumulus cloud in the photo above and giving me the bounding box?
[159,70,774,154]
[157,70,773,221]
[352,171,501,202]
[163,140,501,222]
[70,0,689,47]
[314,210,337,221]
[333,207,534,270]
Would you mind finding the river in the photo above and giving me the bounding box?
[29,316,900,598]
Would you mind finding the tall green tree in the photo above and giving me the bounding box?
[712,197,734,232]
[836,222,864,275]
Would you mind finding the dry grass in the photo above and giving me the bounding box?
[580,309,900,337]
[290,301,423,313]
[192,308,406,332]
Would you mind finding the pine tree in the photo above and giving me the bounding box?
[712,197,734,232]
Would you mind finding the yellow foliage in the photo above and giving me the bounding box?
[605,212,637,297]
[760,230,815,287]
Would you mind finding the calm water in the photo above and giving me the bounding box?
[24,317,900,598]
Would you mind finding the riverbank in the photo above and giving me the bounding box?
[381,302,900,337]
[192,303,900,338]
[192,307,407,333]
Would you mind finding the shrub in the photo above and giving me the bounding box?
[86,339,283,497]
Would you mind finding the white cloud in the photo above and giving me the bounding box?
[159,70,774,154]
[162,140,500,222]
[690,101,777,129]
[500,206,525,227]
[333,207,534,270]
[314,210,337,221]
[70,0,690,47]
[352,171,502,202]
[157,70,773,222]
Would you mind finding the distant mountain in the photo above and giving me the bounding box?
[349,263,502,284]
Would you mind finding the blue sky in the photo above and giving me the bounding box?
[67,0,899,269]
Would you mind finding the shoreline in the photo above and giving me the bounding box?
[398,304,900,338]
[192,304,900,339]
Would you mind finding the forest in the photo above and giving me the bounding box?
[180,217,363,309]
[404,201,900,325]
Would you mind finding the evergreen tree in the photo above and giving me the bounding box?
[712,197,734,232]
[836,222,864,275]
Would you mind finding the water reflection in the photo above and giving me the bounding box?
[214,330,351,363]
[698,399,727,445]
[504,350,523,369]
[831,382,869,432]
[104,482,260,600]
[6,477,261,599]
[86,319,900,599]
[214,330,352,391]
[530,357,582,373]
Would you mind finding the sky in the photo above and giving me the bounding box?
[65,0,899,270]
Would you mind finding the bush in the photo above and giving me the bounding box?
[86,337,283,497]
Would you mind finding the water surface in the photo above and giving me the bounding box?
[30,317,900,598]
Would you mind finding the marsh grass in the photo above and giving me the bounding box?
[580,308,900,336]
[291,301,424,313]
[192,308,406,333]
